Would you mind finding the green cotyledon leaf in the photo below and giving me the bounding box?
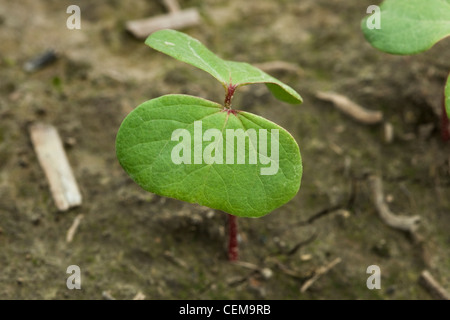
[116,94,302,218]
[361,0,450,55]
[145,29,302,104]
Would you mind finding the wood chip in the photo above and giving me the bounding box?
[300,257,341,293]
[66,214,84,243]
[126,8,200,39]
[419,270,450,300]
[368,175,420,233]
[316,91,383,124]
[29,123,82,211]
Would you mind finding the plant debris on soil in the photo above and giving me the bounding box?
[0,0,449,300]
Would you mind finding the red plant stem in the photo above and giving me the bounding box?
[224,83,237,109]
[441,92,449,141]
[228,214,239,261]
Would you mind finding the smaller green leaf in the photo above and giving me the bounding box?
[361,0,450,54]
[146,29,302,104]
[225,61,302,104]
[446,74,450,119]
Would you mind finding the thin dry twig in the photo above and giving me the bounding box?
[66,214,84,243]
[295,204,343,226]
[316,91,383,124]
[231,261,273,280]
[286,233,317,256]
[419,270,450,300]
[163,250,188,269]
[300,257,342,293]
[126,0,200,39]
[231,260,259,270]
[162,0,181,13]
[275,262,308,280]
[368,175,420,233]
[126,9,200,39]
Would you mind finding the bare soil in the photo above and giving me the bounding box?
[0,0,449,300]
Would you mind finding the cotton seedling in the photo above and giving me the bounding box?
[116,30,303,260]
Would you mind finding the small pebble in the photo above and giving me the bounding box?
[384,122,394,143]
[23,50,57,73]
[260,268,273,280]
[206,210,215,219]
[64,137,77,148]
[386,194,394,203]
[300,254,312,261]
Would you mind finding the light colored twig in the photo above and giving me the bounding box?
[66,214,84,243]
[231,260,259,270]
[300,257,342,293]
[316,91,383,124]
[29,123,82,211]
[163,250,188,269]
[162,0,181,13]
[231,261,273,279]
[419,270,450,300]
[368,175,420,233]
[126,8,200,39]
[276,262,306,280]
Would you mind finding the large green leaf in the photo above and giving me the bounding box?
[145,29,302,104]
[361,0,450,54]
[116,94,302,218]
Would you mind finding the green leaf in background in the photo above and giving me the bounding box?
[361,0,450,55]
[146,29,302,104]
[116,95,302,218]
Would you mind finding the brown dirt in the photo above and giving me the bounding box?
[0,0,449,300]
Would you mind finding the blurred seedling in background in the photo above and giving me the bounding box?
[362,0,450,140]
